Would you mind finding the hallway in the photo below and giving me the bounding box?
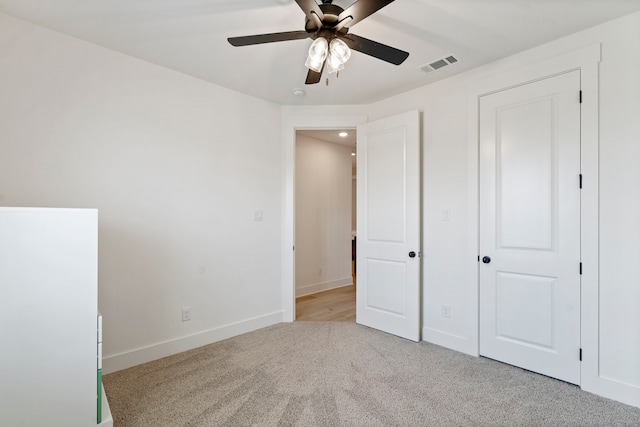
[295,285,355,322]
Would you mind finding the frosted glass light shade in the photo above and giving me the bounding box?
[326,38,351,74]
[305,37,328,72]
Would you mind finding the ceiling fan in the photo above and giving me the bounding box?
[227,0,409,85]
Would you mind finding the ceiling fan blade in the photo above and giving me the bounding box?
[305,60,326,85]
[305,69,322,85]
[295,0,325,23]
[337,0,396,28]
[342,33,409,65]
[228,30,310,47]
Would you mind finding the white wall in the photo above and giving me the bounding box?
[0,13,284,373]
[283,11,640,408]
[367,11,640,407]
[295,133,353,297]
[595,14,640,390]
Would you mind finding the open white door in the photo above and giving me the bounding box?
[356,110,420,342]
[479,71,581,384]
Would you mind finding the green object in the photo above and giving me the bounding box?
[97,369,103,424]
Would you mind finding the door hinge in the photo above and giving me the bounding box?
[579,90,583,103]
[579,262,583,275]
[293,245,295,251]
[579,174,583,189]
[477,255,480,262]
[579,348,583,361]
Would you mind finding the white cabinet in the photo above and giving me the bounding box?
[0,208,110,426]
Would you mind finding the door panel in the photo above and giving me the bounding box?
[496,272,556,349]
[498,98,555,250]
[366,130,406,242]
[367,259,406,316]
[479,71,581,384]
[357,110,420,342]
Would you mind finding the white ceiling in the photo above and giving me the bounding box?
[297,129,357,169]
[298,129,356,147]
[2,0,640,105]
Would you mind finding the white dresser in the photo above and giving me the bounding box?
[0,208,112,426]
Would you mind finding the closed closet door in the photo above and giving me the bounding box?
[479,71,582,384]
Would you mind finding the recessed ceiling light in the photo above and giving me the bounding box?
[292,88,305,97]
[339,131,349,137]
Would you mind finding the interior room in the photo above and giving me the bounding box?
[1,1,640,425]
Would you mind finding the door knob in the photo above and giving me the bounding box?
[409,251,416,258]
[482,256,491,264]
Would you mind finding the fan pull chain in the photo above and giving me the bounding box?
[325,70,341,87]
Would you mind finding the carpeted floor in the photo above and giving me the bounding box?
[103,322,640,426]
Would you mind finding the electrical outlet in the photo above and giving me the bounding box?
[182,307,191,322]
[441,305,451,318]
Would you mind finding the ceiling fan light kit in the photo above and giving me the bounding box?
[325,38,351,74]
[305,37,329,72]
[228,0,409,86]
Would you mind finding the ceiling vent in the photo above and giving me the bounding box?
[419,54,459,74]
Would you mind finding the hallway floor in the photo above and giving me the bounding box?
[295,285,355,322]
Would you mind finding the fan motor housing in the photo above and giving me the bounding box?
[305,3,345,31]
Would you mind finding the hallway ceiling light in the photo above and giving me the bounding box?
[339,131,349,137]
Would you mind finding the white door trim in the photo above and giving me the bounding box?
[465,44,628,401]
[282,115,368,322]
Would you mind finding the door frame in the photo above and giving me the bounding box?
[282,114,368,322]
[466,45,600,387]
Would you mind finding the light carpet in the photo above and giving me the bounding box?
[103,322,640,426]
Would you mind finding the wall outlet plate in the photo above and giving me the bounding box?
[182,307,191,322]
[442,305,451,318]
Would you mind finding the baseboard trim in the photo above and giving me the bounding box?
[583,375,640,409]
[422,327,478,357]
[296,277,353,298]
[102,311,283,374]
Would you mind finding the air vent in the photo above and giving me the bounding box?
[419,54,460,74]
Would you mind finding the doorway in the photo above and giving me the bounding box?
[282,111,421,342]
[281,115,366,323]
[294,129,357,322]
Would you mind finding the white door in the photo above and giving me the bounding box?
[479,71,581,384]
[356,110,420,341]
